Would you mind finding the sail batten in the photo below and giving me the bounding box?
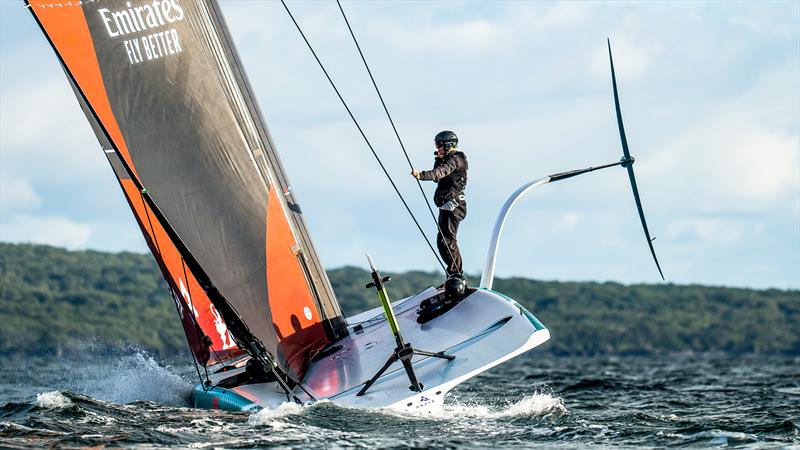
[28,0,347,379]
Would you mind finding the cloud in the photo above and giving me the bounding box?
[0,178,41,211]
[590,35,664,82]
[386,19,504,56]
[0,77,103,177]
[713,128,798,204]
[643,63,799,214]
[0,177,92,250]
[1,78,89,150]
[533,3,592,30]
[1,213,91,249]
[728,7,799,38]
[548,212,581,233]
[665,217,757,246]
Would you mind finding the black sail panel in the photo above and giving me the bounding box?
[81,0,276,357]
[28,0,347,380]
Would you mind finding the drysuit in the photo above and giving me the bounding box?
[418,150,468,276]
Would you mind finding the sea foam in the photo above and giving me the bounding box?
[378,392,567,420]
[35,391,72,409]
[71,350,192,405]
[443,393,566,419]
[248,401,310,425]
[91,353,190,405]
[495,393,567,418]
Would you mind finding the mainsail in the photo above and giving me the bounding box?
[28,0,348,380]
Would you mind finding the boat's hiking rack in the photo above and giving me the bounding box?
[357,255,454,396]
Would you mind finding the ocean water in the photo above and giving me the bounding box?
[0,350,797,448]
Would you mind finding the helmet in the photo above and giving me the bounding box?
[444,274,467,298]
[434,130,458,150]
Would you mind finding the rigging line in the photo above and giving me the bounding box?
[334,0,458,269]
[280,0,446,271]
[139,191,204,387]
[296,380,316,401]
[180,258,214,387]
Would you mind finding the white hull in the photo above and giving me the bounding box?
[193,287,549,413]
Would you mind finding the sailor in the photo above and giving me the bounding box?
[411,130,468,278]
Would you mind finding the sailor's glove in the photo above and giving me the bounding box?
[411,170,420,179]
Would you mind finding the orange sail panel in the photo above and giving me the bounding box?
[28,0,137,179]
[266,186,328,378]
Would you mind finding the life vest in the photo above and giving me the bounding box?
[433,151,468,207]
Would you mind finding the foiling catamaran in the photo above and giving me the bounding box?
[27,0,663,412]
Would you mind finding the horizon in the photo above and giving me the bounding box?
[1,1,798,290]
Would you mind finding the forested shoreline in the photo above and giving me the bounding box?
[1,242,797,356]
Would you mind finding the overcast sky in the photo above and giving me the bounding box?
[1,1,798,289]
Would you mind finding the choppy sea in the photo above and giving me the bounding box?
[0,351,797,448]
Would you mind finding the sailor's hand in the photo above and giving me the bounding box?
[411,169,420,179]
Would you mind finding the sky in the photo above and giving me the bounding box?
[1,1,798,290]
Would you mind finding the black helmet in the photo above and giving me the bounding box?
[435,130,458,149]
[444,274,466,298]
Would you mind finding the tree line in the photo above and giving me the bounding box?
[1,242,797,356]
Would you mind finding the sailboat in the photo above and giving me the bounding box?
[26,0,661,412]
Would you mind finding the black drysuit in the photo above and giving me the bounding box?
[419,151,468,275]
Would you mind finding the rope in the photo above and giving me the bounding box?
[280,0,446,272]
[140,191,205,387]
[180,258,215,387]
[334,0,458,269]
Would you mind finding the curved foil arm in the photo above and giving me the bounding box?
[480,177,551,290]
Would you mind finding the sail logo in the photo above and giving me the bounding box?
[209,305,236,350]
[97,1,186,65]
[98,0,184,37]
[179,278,199,318]
[176,277,235,351]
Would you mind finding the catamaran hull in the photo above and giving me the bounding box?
[193,288,549,413]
